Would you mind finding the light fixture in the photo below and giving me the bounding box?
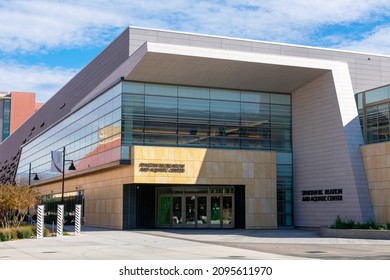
[28,163,40,185]
[68,162,76,171]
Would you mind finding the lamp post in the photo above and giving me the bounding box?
[61,147,76,205]
[28,163,39,185]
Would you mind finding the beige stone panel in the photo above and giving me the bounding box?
[110,214,123,229]
[235,163,243,177]
[265,164,276,179]
[246,183,256,198]
[217,162,225,177]
[85,200,94,213]
[193,161,203,178]
[194,149,207,161]
[230,178,244,185]
[373,207,388,224]
[154,176,175,184]
[246,198,257,214]
[259,214,277,227]
[85,213,97,226]
[260,198,276,214]
[195,177,211,184]
[185,161,194,178]
[135,176,155,184]
[234,151,243,163]
[147,147,156,160]
[385,143,390,154]
[377,143,386,156]
[174,177,195,184]
[371,190,390,206]
[224,164,231,178]
[210,177,230,185]
[246,213,261,228]
[242,162,254,179]
[253,179,262,198]
[379,155,387,168]
[366,169,378,182]
[227,163,237,178]
[220,150,230,162]
[187,148,195,161]
[112,198,122,214]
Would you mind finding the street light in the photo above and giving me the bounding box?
[28,163,39,185]
[61,147,76,204]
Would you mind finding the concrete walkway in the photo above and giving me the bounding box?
[1,226,390,260]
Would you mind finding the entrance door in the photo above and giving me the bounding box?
[156,186,235,228]
[172,196,182,226]
[222,196,234,228]
[210,195,234,228]
[185,196,196,226]
[197,196,208,227]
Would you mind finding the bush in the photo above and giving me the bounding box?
[332,215,355,229]
[331,215,390,230]
[16,226,33,239]
[0,225,49,241]
[0,228,17,241]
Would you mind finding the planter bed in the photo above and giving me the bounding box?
[320,226,390,240]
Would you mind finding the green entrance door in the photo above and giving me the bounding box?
[156,186,234,228]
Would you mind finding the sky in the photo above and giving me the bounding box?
[1,0,390,103]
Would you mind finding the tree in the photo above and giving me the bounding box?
[0,183,39,228]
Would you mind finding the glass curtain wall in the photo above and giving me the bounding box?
[122,82,291,152]
[15,83,122,183]
[122,81,293,226]
[356,85,390,144]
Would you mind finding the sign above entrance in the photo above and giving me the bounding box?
[301,188,343,202]
[139,163,185,173]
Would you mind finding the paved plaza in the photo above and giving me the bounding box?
[1,227,390,260]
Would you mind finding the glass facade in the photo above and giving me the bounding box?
[15,83,122,183]
[356,85,390,144]
[122,82,291,152]
[15,80,293,226]
[122,82,293,226]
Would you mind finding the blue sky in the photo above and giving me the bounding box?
[1,0,390,102]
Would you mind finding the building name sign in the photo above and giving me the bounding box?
[301,188,343,202]
[139,163,185,173]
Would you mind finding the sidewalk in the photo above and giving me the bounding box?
[1,227,390,260]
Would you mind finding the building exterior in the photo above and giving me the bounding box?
[0,91,43,142]
[1,26,390,229]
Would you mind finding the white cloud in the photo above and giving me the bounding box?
[334,26,390,55]
[1,0,390,52]
[2,0,390,102]
[0,62,78,103]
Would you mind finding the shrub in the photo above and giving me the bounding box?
[332,215,355,229]
[0,228,17,241]
[331,216,390,230]
[16,226,33,239]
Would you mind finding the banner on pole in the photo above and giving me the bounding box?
[51,150,62,172]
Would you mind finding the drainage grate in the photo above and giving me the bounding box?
[306,251,326,254]
[42,251,58,254]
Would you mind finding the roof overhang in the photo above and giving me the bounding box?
[125,42,339,93]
